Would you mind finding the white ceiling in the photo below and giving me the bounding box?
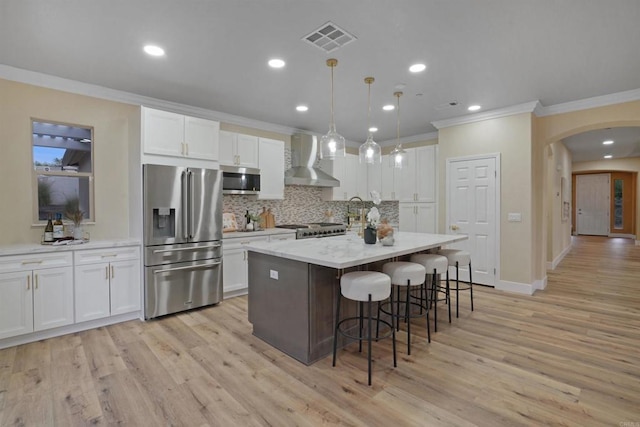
[1,0,640,159]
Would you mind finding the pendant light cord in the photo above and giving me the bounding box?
[330,64,335,127]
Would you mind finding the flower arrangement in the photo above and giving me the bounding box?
[64,196,84,226]
[366,206,380,229]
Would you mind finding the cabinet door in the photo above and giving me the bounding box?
[0,271,33,339]
[415,145,436,202]
[379,155,397,200]
[110,259,141,316]
[415,203,437,233]
[397,148,417,202]
[236,134,259,168]
[33,267,74,332]
[258,138,285,200]
[219,130,236,166]
[184,116,219,161]
[357,161,369,200]
[142,108,184,157]
[343,154,359,200]
[368,159,382,199]
[320,155,347,201]
[399,203,417,232]
[74,263,111,322]
[222,248,248,294]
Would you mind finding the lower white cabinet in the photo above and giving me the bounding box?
[74,247,141,322]
[223,235,269,297]
[0,253,73,340]
[399,203,437,233]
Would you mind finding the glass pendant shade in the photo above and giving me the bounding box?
[390,91,406,169]
[359,77,381,165]
[319,58,345,160]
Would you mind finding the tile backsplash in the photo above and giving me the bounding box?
[223,147,399,229]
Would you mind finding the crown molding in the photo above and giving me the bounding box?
[378,131,439,147]
[432,101,540,129]
[536,88,640,117]
[0,64,298,136]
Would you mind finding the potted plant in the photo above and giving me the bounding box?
[64,196,85,239]
[364,206,380,244]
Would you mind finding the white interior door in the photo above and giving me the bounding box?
[576,174,610,236]
[446,155,498,286]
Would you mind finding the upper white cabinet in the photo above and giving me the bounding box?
[397,146,437,202]
[258,138,285,200]
[219,131,259,168]
[368,154,398,201]
[399,203,436,233]
[0,252,74,340]
[321,153,366,201]
[142,107,219,161]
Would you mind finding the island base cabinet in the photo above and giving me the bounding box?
[0,267,73,340]
[248,252,359,365]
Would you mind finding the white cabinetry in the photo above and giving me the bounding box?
[142,107,219,161]
[368,154,399,201]
[257,138,285,200]
[399,203,436,233]
[219,131,259,168]
[73,246,141,322]
[321,153,367,201]
[223,235,269,298]
[0,252,73,340]
[398,146,437,202]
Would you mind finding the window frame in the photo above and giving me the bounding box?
[31,118,95,225]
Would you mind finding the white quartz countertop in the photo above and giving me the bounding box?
[223,228,296,239]
[0,239,141,257]
[246,232,468,269]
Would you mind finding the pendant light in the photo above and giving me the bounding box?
[319,58,345,160]
[389,91,407,169]
[358,77,381,165]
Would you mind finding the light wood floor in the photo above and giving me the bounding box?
[1,236,639,426]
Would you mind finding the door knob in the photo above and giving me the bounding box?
[451,224,460,231]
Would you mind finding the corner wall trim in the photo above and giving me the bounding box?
[546,243,572,270]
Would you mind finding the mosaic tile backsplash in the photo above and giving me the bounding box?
[223,147,399,229]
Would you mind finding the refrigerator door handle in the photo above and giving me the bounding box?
[152,260,222,274]
[152,243,222,254]
[181,170,189,239]
[189,170,195,239]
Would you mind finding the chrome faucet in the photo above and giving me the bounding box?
[347,196,366,237]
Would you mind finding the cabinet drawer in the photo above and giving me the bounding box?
[269,234,296,242]
[223,236,269,252]
[0,251,73,274]
[74,246,141,266]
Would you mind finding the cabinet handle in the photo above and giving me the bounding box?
[240,241,251,245]
[111,265,115,279]
[21,260,43,265]
[101,254,118,258]
[35,274,39,289]
[26,275,30,290]
[105,266,109,279]
[185,143,189,156]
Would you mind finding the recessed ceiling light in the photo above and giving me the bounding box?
[602,140,614,145]
[268,58,285,68]
[369,127,378,132]
[409,63,426,73]
[296,105,308,112]
[604,154,613,159]
[382,105,395,111]
[143,45,165,57]
[468,105,482,112]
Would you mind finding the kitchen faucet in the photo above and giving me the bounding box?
[347,196,366,237]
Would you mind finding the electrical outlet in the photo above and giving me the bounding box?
[507,213,522,222]
[270,270,279,280]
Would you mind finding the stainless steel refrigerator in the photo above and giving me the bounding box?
[143,164,223,319]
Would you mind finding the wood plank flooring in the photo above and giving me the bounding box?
[1,235,639,426]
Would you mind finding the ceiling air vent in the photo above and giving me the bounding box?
[302,22,356,53]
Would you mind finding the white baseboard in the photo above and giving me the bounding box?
[224,288,248,300]
[0,311,141,350]
[495,280,535,295]
[533,276,547,291]
[609,233,636,239]
[546,243,572,270]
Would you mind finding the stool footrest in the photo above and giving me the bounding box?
[336,317,394,341]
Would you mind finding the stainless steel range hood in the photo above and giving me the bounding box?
[284,133,340,187]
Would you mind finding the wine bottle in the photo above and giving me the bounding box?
[44,214,54,242]
[53,213,64,240]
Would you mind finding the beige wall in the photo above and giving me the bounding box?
[546,141,573,265]
[0,79,139,245]
[437,113,534,285]
[220,123,291,147]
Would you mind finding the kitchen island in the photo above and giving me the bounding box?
[246,232,467,365]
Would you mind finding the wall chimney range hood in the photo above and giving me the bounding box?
[284,133,340,187]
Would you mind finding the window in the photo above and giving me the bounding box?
[613,179,623,229]
[32,120,93,222]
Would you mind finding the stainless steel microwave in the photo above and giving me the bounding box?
[221,165,261,195]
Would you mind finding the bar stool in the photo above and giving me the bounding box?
[332,271,396,386]
[380,261,427,355]
[437,249,473,318]
[410,253,449,332]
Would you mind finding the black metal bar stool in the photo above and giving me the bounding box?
[332,271,396,386]
[437,249,473,318]
[410,253,449,332]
